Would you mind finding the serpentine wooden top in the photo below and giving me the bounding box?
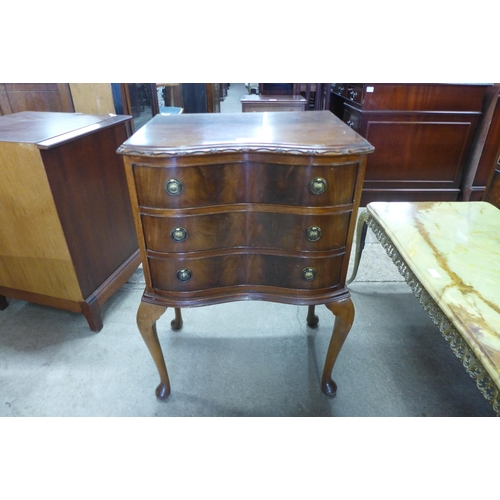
[117,110,375,157]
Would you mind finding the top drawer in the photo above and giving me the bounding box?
[331,83,347,97]
[346,84,364,106]
[132,161,359,209]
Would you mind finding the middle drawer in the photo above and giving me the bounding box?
[142,211,351,253]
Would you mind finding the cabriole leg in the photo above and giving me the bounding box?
[306,305,319,327]
[137,301,169,399]
[171,307,183,330]
[346,209,369,285]
[322,297,355,397]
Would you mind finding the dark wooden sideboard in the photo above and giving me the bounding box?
[0,112,141,331]
[241,94,307,112]
[330,83,491,204]
[118,111,374,399]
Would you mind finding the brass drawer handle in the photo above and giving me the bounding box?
[306,226,322,242]
[301,267,317,281]
[176,268,192,282]
[165,178,183,196]
[309,177,327,195]
[171,227,188,242]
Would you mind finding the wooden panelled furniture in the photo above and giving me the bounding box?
[329,83,492,205]
[118,110,374,399]
[258,83,331,111]
[241,94,307,112]
[0,111,141,331]
[464,86,500,200]
[0,83,75,115]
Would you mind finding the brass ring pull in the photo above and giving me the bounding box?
[165,179,183,196]
[176,268,192,282]
[309,177,327,195]
[301,267,317,281]
[306,226,322,242]
[171,227,188,242]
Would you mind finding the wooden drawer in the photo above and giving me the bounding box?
[133,162,359,209]
[148,253,344,292]
[242,103,306,112]
[142,211,351,253]
[346,84,363,106]
[331,83,346,97]
[343,107,361,132]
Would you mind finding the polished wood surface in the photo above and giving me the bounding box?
[119,110,373,155]
[330,83,490,204]
[0,111,140,331]
[120,111,374,399]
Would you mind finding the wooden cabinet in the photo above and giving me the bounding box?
[0,83,74,115]
[118,111,374,399]
[462,86,500,200]
[241,94,307,112]
[0,112,141,331]
[329,83,490,204]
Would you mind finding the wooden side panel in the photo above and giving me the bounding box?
[0,83,74,114]
[0,142,82,300]
[40,123,139,299]
[364,119,475,186]
[69,83,116,115]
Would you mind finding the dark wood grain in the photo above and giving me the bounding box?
[331,83,491,203]
[0,83,74,115]
[41,122,139,299]
[132,159,359,209]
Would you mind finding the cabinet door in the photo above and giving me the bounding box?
[0,83,74,115]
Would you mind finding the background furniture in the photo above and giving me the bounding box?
[329,83,491,204]
[0,83,74,115]
[118,111,374,399]
[258,83,331,110]
[483,167,500,208]
[241,94,307,112]
[462,85,500,200]
[0,111,140,331]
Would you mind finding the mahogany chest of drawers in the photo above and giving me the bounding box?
[118,110,374,399]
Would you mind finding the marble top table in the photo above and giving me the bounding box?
[359,201,500,415]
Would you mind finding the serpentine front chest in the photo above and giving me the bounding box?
[118,110,374,399]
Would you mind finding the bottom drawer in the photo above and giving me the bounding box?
[148,253,344,292]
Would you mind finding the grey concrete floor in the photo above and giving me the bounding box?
[0,224,495,417]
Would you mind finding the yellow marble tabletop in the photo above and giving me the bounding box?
[367,201,500,394]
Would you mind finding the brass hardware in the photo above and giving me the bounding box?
[165,178,183,196]
[309,177,327,195]
[301,267,317,281]
[171,227,188,242]
[176,268,192,282]
[306,226,322,242]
